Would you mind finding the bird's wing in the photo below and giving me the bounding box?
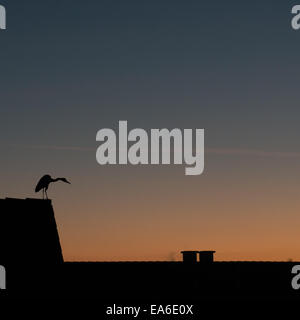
[35,179,44,192]
[35,175,48,192]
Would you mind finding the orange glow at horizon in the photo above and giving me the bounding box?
[42,156,300,263]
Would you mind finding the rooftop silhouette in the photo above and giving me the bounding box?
[0,197,299,300]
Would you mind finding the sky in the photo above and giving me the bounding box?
[1,0,300,261]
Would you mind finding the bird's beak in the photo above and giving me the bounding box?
[65,179,71,184]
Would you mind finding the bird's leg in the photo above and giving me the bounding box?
[42,189,44,200]
[45,189,48,200]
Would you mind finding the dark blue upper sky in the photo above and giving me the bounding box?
[1,0,300,152]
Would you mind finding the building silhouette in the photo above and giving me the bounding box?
[0,198,299,300]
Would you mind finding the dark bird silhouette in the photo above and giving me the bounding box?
[35,175,71,199]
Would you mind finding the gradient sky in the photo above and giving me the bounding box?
[1,0,300,261]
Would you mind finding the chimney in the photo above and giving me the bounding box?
[0,198,64,265]
[198,251,215,263]
[181,251,198,263]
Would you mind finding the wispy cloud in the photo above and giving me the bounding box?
[9,144,94,151]
[207,148,300,158]
[8,144,300,159]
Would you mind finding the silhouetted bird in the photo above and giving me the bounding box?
[35,175,71,199]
